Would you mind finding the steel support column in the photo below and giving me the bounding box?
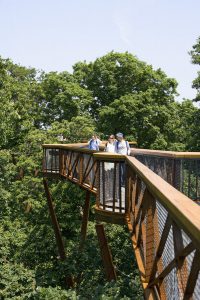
[79,190,90,250]
[96,223,117,281]
[43,178,73,287]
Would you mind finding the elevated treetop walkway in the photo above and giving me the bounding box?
[42,143,200,300]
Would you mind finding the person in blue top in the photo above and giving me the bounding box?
[88,135,100,150]
[115,132,130,155]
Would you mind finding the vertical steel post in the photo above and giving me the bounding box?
[79,190,90,250]
[43,178,74,287]
[95,223,117,281]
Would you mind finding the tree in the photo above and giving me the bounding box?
[189,36,200,101]
[0,57,42,149]
[98,91,197,150]
[40,71,93,127]
[73,52,178,118]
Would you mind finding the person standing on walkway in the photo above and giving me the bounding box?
[104,134,116,202]
[115,132,130,186]
[115,133,130,155]
[104,134,116,153]
[104,134,116,172]
[88,135,99,151]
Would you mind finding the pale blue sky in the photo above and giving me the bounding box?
[0,0,199,101]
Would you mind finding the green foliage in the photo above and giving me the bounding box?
[48,116,95,143]
[73,52,178,118]
[27,286,77,300]
[0,57,41,149]
[40,71,93,127]
[189,36,200,101]
[0,262,35,299]
[98,93,196,149]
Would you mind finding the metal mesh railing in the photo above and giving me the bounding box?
[82,152,98,190]
[134,153,200,204]
[98,161,126,213]
[42,146,98,193]
[43,148,60,175]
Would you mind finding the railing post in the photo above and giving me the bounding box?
[43,178,74,287]
[125,165,132,218]
[43,178,66,260]
[79,190,90,250]
[95,223,117,281]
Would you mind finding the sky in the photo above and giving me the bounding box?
[0,0,199,102]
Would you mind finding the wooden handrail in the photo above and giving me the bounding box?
[42,143,88,149]
[93,152,126,160]
[131,148,200,158]
[43,144,200,158]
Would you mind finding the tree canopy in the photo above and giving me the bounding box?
[189,36,200,101]
[73,52,178,118]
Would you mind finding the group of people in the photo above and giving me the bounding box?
[88,133,130,155]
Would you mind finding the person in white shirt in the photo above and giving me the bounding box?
[96,135,102,147]
[115,132,130,186]
[104,135,115,171]
[115,133,130,155]
[104,135,115,153]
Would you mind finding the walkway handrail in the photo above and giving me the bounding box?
[131,148,200,158]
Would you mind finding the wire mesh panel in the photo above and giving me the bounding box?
[98,160,126,213]
[181,159,200,203]
[64,150,81,181]
[134,154,200,204]
[82,153,98,191]
[134,155,174,184]
[43,148,60,174]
